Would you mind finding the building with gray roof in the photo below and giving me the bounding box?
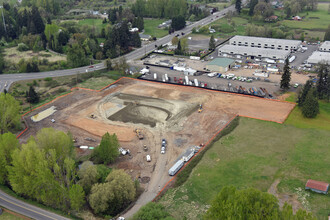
[218,44,290,61]
[319,41,330,52]
[307,51,330,65]
[229,35,301,51]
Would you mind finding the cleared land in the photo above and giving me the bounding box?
[20,78,295,217]
[159,117,330,220]
[76,77,115,90]
[143,19,168,38]
[3,47,66,64]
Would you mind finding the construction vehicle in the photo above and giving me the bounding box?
[198,104,203,113]
[90,114,96,119]
[143,145,148,151]
[134,129,144,140]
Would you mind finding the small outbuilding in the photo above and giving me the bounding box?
[139,34,151,41]
[206,58,235,72]
[305,179,329,194]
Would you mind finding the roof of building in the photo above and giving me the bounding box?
[230,35,301,47]
[319,41,330,50]
[207,58,235,67]
[305,179,329,192]
[219,45,290,59]
[139,33,151,39]
[307,51,330,64]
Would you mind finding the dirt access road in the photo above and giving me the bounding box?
[21,78,295,218]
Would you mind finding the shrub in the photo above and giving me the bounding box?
[17,43,29,52]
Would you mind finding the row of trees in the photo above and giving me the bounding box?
[132,0,187,18]
[297,64,329,118]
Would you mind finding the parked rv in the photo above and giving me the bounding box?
[169,159,184,176]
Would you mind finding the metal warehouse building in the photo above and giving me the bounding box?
[206,58,235,72]
[319,41,330,52]
[307,51,330,65]
[218,44,290,61]
[229,35,301,51]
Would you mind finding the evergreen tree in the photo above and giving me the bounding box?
[302,89,319,118]
[280,58,291,90]
[235,0,242,14]
[67,43,89,68]
[0,53,4,74]
[26,86,40,104]
[316,63,329,101]
[137,16,144,31]
[297,80,312,106]
[209,35,216,50]
[249,0,259,16]
[175,40,182,55]
[31,6,45,34]
[324,25,330,41]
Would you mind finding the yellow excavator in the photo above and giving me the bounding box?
[198,104,203,113]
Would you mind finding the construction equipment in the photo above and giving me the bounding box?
[143,145,148,151]
[90,114,96,119]
[198,104,203,113]
[134,129,144,140]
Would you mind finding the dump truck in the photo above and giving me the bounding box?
[134,129,144,140]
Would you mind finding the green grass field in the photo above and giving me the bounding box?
[0,211,22,220]
[76,76,115,90]
[280,3,330,31]
[78,19,108,33]
[159,117,330,220]
[143,19,168,39]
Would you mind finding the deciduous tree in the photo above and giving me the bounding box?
[67,43,89,68]
[0,93,21,134]
[69,184,85,211]
[92,132,120,164]
[78,161,99,193]
[131,202,174,220]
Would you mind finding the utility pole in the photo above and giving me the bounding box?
[0,5,6,34]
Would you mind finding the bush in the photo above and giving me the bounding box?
[44,77,53,81]
[175,116,239,187]
[46,80,59,88]
[17,43,29,52]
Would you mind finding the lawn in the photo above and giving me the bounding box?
[285,101,330,131]
[76,76,115,90]
[280,3,330,31]
[205,17,248,37]
[159,117,330,220]
[78,19,108,32]
[143,19,168,39]
[0,210,22,220]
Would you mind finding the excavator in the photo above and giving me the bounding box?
[198,104,203,113]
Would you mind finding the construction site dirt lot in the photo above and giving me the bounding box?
[20,78,295,215]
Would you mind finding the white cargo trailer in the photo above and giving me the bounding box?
[169,159,184,176]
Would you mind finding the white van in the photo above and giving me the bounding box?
[146,155,151,162]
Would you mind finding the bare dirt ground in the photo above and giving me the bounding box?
[20,78,296,218]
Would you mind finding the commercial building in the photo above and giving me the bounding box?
[307,51,330,65]
[206,58,235,72]
[218,45,290,61]
[305,179,329,194]
[229,35,301,51]
[319,41,330,52]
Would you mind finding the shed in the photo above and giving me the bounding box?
[206,58,235,72]
[139,34,151,41]
[305,179,329,194]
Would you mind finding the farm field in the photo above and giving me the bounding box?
[280,3,330,31]
[159,117,330,220]
[143,19,168,38]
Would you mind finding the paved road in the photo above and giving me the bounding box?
[0,4,237,93]
[0,190,70,220]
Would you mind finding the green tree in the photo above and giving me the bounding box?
[175,40,182,55]
[106,58,113,70]
[316,63,329,101]
[31,6,45,34]
[209,35,216,50]
[324,25,330,41]
[0,132,20,185]
[89,169,136,215]
[280,58,291,90]
[302,89,319,118]
[171,36,179,45]
[131,31,141,48]
[132,202,174,220]
[235,0,242,14]
[26,86,40,104]
[204,186,315,220]
[97,164,112,183]
[249,0,259,16]
[92,132,120,164]
[67,43,89,68]
[0,52,4,74]
[69,184,85,211]
[78,161,99,193]
[0,93,21,134]
[297,80,312,106]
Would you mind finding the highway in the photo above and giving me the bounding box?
[0,4,236,93]
[0,190,70,220]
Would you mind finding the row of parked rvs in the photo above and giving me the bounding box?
[168,147,200,176]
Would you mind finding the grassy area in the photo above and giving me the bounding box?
[3,47,66,64]
[76,76,115,90]
[0,211,22,220]
[159,117,330,220]
[203,16,248,38]
[78,18,108,33]
[285,101,330,131]
[280,3,330,31]
[143,19,168,39]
